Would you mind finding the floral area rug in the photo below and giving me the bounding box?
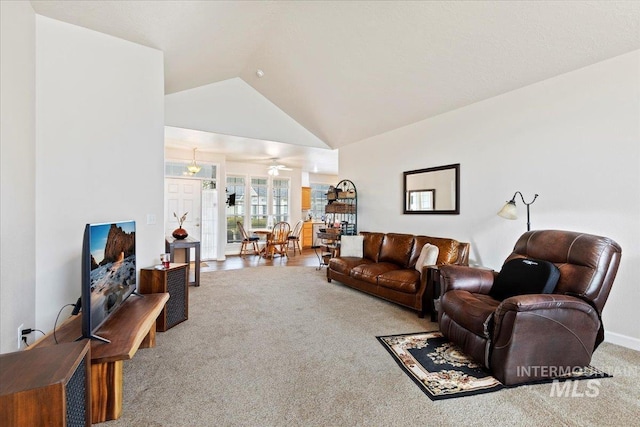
[376,331,610,400]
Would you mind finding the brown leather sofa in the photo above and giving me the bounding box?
[438,230,622,385]
[327,232,470,317]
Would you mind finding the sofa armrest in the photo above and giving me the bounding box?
[439,265,496,295]
[418,264,438,291]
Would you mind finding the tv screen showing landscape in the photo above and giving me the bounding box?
[86,220,137,333]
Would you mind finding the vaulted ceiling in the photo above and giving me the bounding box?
[31,1,640,170]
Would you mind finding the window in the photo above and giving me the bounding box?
[272,178,289,224]
[165,161,216,179]
[201,180,218,260]
[408,189,435,210]
[226,176,245,243]
[310,183,331,220]
[250,178,268,229]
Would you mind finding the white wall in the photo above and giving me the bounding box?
[0,1,36,353]
[340,50,640,349]
[35,16,165,334]
[309,173,339,186]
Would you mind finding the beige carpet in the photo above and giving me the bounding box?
[105,266,640,426]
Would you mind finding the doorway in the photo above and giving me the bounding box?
[166,178,202,239]
[165,178,219,261]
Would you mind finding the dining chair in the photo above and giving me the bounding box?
[237,221,260,257]
[265,221,291,258]
[287,220,304,255]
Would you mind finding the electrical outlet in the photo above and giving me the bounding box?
[17,323,24,349]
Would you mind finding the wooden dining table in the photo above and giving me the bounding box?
[251,229,272,257]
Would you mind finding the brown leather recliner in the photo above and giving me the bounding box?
[438,230,622,385]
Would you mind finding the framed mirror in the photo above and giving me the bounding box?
[403,163,460,214]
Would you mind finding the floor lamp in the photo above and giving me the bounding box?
[497,191,539,231]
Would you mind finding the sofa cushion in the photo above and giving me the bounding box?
[378,233,415,267]
[361,232,384,262]
[340,235,364,257]
[378,269,421,293]
[410,236,460,267]
[328,257,372,276]
[410,236,433,266]
[441,290,501,338]
[351,262,400,285]
[431,238,461,265]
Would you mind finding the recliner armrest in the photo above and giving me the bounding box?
[495,294,597,317]
[490,293,602,385]
[439,265,496,295]
[492,294,601,347]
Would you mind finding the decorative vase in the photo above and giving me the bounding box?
[172,227,188,240]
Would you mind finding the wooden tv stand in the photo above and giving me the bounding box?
[33,292,169,424]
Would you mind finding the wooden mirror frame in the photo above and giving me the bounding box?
[403,163,460,214]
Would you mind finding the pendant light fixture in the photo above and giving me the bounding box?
[187,148,202,175]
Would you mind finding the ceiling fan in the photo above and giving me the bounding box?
[267,160,292,176]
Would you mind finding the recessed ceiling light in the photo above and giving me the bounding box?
[256,69,265,78]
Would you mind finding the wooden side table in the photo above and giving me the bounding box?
[1,340,91,426]
[426,266,442,322]
[140,264,189,331]
[165,236,201,287]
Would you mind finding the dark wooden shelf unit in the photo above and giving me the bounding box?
[325,179,357,236]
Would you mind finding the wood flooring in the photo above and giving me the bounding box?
[200,248,323,272]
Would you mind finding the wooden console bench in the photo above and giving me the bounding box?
[33,292,169,424]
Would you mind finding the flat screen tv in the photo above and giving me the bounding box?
[81,220,137,343]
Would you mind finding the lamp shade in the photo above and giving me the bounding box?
[187,163,201,174]
[497,201,518,220]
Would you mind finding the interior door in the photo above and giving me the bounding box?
[165,178,201,242]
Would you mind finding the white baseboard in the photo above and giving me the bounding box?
[605,331,640,351]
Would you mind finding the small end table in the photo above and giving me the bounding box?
[140,264,189,331]
[165,236,201,287]
[426,266,441,322]
[311,245,333,270]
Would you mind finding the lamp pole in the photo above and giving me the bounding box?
[512,191,538,231]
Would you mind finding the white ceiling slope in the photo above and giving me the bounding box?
[31,1,640,150]
[165,78,330,149]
